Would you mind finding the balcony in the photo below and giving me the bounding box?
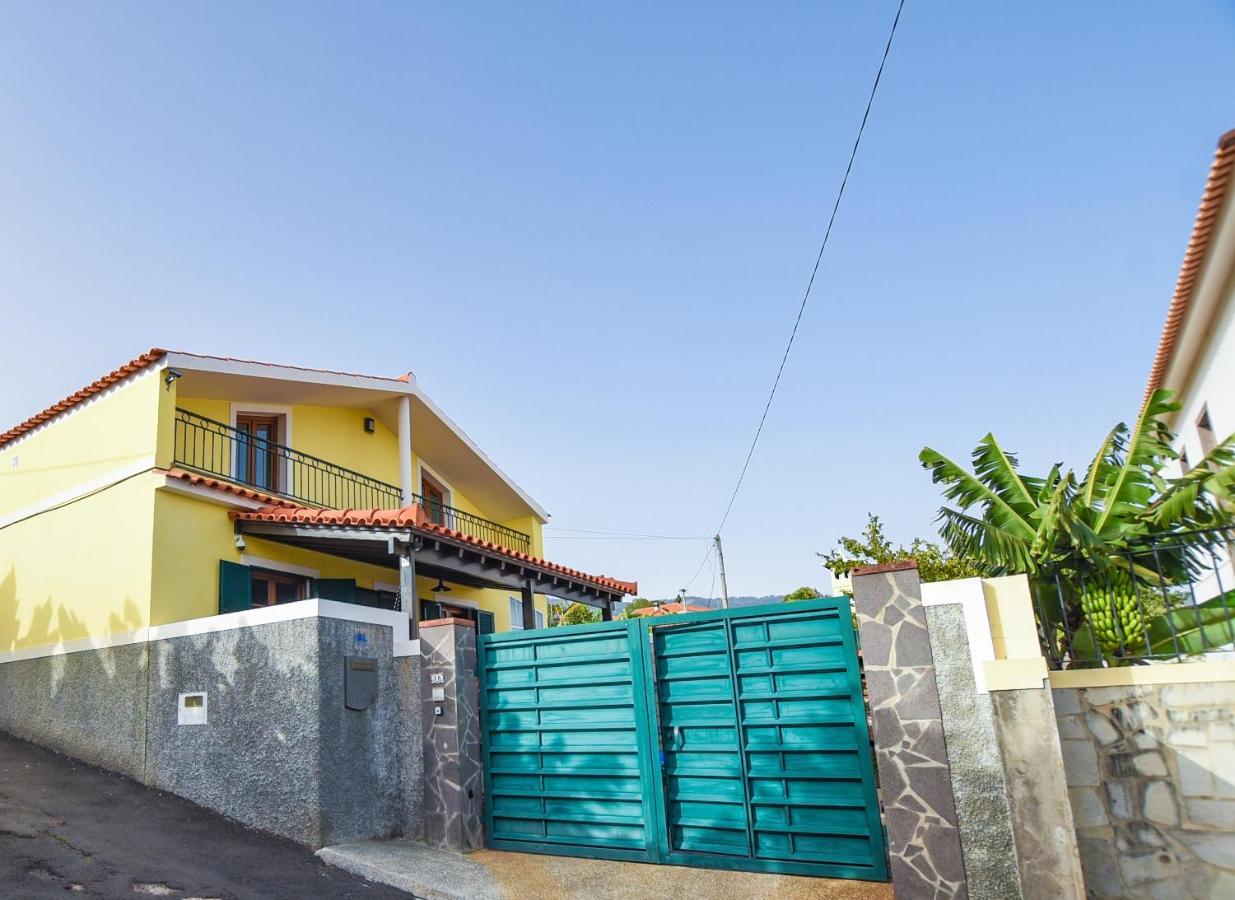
[172,408,532,554]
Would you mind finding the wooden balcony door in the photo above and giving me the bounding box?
[422,475,446,525]
[235,414,281,492]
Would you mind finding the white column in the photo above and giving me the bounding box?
[398,394,414,506]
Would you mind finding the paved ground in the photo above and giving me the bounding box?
[0,732,411,900]
[321,838,896,900]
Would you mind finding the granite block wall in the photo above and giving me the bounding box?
[0,612,428,850]
[1055,680,1235,898]
[0,642,149,780]
[924,603,1022,899]
[145,617,328,845]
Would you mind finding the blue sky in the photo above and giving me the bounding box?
[2,3,1233,599]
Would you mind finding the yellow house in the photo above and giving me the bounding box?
[0,348,636,653]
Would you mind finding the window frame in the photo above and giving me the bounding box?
[1197,405,1217,458]
[419,464,454,527]
[229,404,292,495]
[250,567,308,608]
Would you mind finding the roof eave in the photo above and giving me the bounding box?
[1142,128,1235,415]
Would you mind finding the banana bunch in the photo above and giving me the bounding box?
[1080,585,1145,654]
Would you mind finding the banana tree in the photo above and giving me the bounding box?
[919,389,1235,663]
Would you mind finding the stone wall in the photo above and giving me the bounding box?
[0,610,427,849]
[1055,681,1235,898]
[0,641,149,780]
[419,618,482,852]
[852,561,969,898]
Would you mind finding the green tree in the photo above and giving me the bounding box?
[560,602,601,626]
[819,514,982,585]
[920,389,1235,660]
[621,598,654,619]
[783,586,823,602]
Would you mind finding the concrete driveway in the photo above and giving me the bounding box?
[0,732,409,900]
[321,838,896,900]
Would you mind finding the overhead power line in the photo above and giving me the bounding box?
[711,0,907,539]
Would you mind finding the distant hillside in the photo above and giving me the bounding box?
[679,595,785,609]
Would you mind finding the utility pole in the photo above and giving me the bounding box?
[714,534,730,609]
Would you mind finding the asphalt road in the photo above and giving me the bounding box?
[0,732,412,900]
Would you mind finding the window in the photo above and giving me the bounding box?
[235,414,282,491]
[250,568,306,607]
[535,609,545,630]
[1198,406,1217,457]
[509,596,524,630]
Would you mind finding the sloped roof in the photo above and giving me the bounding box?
[231,503,638,596]
[1143,128,1235,409]
[630,601,711,616]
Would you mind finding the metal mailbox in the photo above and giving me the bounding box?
[344,655,378,711]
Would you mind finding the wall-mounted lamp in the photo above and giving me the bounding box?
[164,368,183,390]
[364,416,376,434]
[234,534,246,552]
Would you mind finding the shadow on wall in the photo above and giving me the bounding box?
[0,589,410,849]
[0,570,149,778]
[144,622,330,846]
[0,566,146,652]
[1056,682,1235,898]
[0,593,329,842]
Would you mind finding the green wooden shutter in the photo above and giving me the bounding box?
[477,610,496,635]
[314,578,357,604]
[219,561,252,613]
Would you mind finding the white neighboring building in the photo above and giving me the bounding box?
[1145,128,1235,603]
[1146,128,1235,467]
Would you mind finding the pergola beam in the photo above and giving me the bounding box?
[233,521,625,608]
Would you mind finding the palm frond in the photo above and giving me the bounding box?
[1029,471,1075,561]
[936,507,1033,574]
[920,445,1036,541]
[1092,389,1181,538]
[1081,425,1122,508]
[971,434,1038,515]
[1147,433,1235,531]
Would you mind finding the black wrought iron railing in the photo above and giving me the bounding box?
[415,496,531,554]
[172,408,532,554]
[174,408,402,508]
[1033,527,1235,668]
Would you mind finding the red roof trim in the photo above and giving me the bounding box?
[230,503,638,596]
[162,467,301,508]
[0,348,167,450]
[1143,128,1235,411]
[631,602,709,616]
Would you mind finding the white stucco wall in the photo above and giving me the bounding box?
[1173,274,1235,468]
[1163,194,1235,604]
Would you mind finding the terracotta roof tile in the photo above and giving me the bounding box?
[231,503,638,596]
[631,601,710,616]
[1143,128,1235,410]
[0,348,167,449]
[162,467,301,508]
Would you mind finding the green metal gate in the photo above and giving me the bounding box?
[477,597,887,881]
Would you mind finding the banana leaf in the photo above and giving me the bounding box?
[1146,592,1235,656]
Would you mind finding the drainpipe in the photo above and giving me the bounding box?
[398,394,414,506]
